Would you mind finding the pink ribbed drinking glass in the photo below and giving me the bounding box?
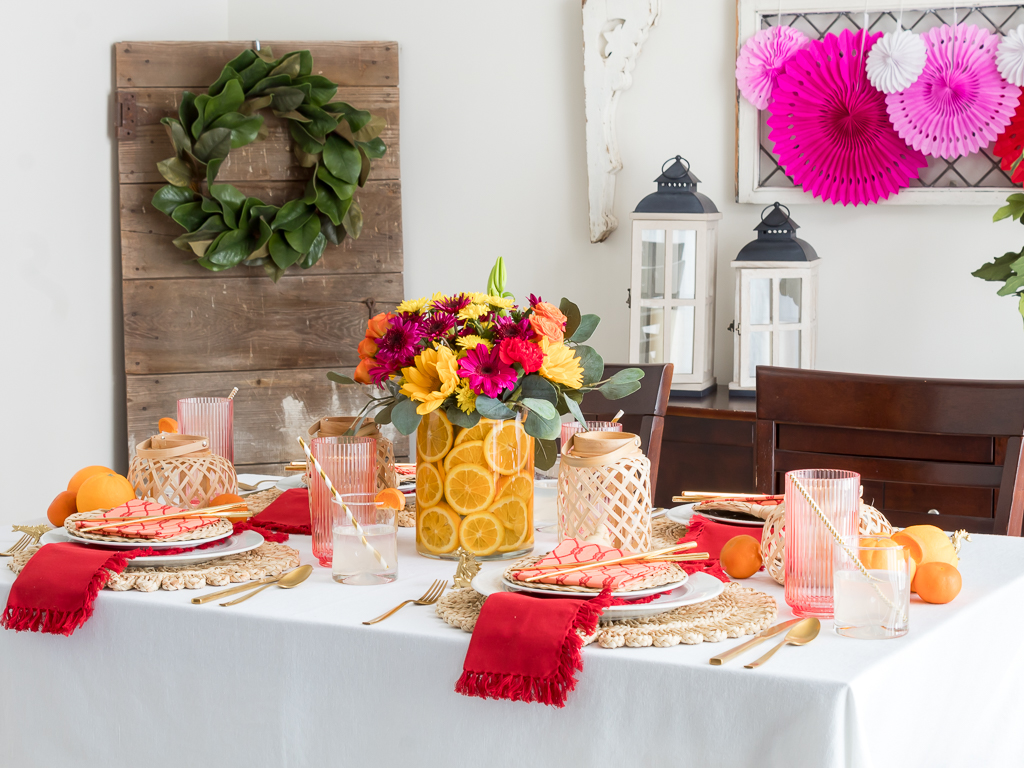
[310,436,376,567]
[560,421,623,452]
[177,397,234,463]
[784,469,860,618]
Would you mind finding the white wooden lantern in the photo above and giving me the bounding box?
[628,156,722,396]
[728,203,819,395]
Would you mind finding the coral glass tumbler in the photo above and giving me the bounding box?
[177,397,234,464]
[309,436,376,567]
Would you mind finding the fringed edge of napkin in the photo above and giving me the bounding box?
[0,550,132,636]
[454,589,614,708]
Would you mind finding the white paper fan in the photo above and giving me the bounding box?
[998,24,1024,86]
[866,26,926,94]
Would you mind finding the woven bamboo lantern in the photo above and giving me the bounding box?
[128,433,237,508]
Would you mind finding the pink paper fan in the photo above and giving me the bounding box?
[885,24,1021,159]
[767,28,927,206]
[736,25,810,110]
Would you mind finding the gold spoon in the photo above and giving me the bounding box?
[219,565,313,607]
[744,617,820,669]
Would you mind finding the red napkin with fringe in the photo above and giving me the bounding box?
[456,589,613,708]
[249,488,311,535]
[677,514,766,582]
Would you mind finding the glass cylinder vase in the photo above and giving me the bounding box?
[177,397,234,463]
[784,469,860,618]
[309,436,376,567]
[415,412,534,561]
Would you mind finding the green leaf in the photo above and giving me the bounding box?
[178,92,199,133]
[170,217,226,249]
[272,200,313,232]
[973,250,1022,282]
[563,391,588,429]
[300,233,327,268]
[157,157,193,187]
[534,439,558,471]
[574,345,604,386]
[152,185,195,216]
[475,395,515,420]
[255,45,276,62]
[559,298,582,339]
[522,398,558,420]
[342,199,363,238]
[524,408,561,441]
[321,218,341,246]
[353,113,387,142]
[323,135,362,183]
[160,118,192,157]
[248,73,292,96]
[210,184,246,215]
[341,108,372,133]
[204,79,245,126]
[358,152,371,187]
[196,255,233,271]
[289,121,326,153]
[598,379,641,400]
[170,202,208,231]
[996,273,1024,296]
[356,137,387,159]
[326,371,356,385]
[266,86,305,112]
[206,157,225,188]
[205,228,252,267]
[268,231,302,269]
[1019,295,1024,326]
[239,94,273,115]
[225,49,258,74]
[314,181,350,226]
[447,405,481,429]
[191,94,210,138]
[193,127,232,162]
[322,100,356,114]
[296,105,339,137]
[294,146,321,168]
[285,211,322,253]
[316,167,355,200]
[269,52,302,78]
[239,196,266,231]
[210,112,264,149]
[994,193,1024,222]
[238,57,271,91]
[208,65,240,98]
[570,314,600,343]
[297,50,313,77]
[294,75,338,107]
[519,373,558,405]
[374,402,396,426]
[391,397,423,435]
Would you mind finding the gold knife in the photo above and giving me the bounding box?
[708,618,804,665]
[191,576,275,605]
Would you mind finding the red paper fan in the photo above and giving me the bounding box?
[767,29,927,206]
[994,99,1024,184]
[885,24,1021,159]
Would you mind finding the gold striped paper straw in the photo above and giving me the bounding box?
[296,437,388,570]
[227,387,239,401]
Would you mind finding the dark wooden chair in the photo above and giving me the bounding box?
[755,367,1024,535]
[579,363,673,501]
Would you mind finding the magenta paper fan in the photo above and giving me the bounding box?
[885,24,1021,159]
[736,26,810,110]
[767,28,927,206]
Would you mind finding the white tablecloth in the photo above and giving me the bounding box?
[1,521,1023,768]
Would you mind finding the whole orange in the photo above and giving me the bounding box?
[209,493,248,523]
[76,473,136,513]
[67,465,115,495]
[914,562,962,604]
[47,490,79,527]
[720,535,762,579]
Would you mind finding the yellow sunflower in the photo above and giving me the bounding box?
[455,382,478,414]
[457,334,491,351]
[398,348,443,414]
[396,297,429,314]
[458,303,490,321]
[538,338,583,389]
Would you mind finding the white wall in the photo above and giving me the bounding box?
[3,0,1023,525]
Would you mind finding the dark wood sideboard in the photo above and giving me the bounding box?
[654,387,756,507]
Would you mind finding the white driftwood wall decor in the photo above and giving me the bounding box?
[582,0,661,243]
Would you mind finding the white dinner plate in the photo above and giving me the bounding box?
[472,568,724,621]
[41,529,263,566]
[668,502,764,527]
[275,475,307,492]
[46,526,233,550]
[666,503,697,525]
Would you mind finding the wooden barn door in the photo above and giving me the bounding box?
[115,41,405,472]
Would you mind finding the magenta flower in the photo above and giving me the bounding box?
[458,344,518,398]
[422,311,457,339]
[433,293,472,314]
[527,293,544,308]
[375,316,424,365]
[492,314,532,342]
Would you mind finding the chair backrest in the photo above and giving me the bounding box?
[580,363,673,499]
[755,366,1024,535]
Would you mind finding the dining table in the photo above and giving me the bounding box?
[1,498,1023,768]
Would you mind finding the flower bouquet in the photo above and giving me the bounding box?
[329,259,644,560]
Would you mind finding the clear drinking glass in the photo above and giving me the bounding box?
[560,420,623,451]
[177,397,234,463]
[784,469,861,618]
[331,493,397,585]
[310,436,376,567]
[833,538,910,639]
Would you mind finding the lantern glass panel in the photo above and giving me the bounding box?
[640,230,665,299]
[779,330,801,368]
[779,278,802,324]
[749,330,771,375]
[750,277,772,325]
[639,306,664,363]
[670,230,696,300]
[670,305,695,375]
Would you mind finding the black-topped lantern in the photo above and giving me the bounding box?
[729,203,819,395]
[629,157,722,397]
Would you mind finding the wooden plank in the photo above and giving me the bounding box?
[777,423,994,464]
[126,367,410,465]
[118,88,400,184]
[123,274,402,374]
[116,41,399,89]
[121,180,402,280]
[773,449,1004,489]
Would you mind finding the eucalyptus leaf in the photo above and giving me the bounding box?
[522,398,558,420]
[342,199,363,238]
[299,232,327,268]
[559,298,582,339]
[210,112,264,149]
[268,231,302,269]
[574,345,604,386]
[294,75,338,107]
[534,439,558,471]
[323,135,362,183]
[152,184,195,216]
[374,402,396,426]
[570,314,600,343]
[519,373,558,405]
[597,378,641,400]
[447,406,481,429]
[272,200,313,232]
[170,202,208,231]
[285,212,322,253]
[327,371,356,385]
[524,408,561,441]
[475,395,516,420]
[563,391,588,429]
[356,137,387,159]
[391,397,423,435]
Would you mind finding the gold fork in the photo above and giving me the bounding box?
[362,580,448,625]
[0,525,51,557]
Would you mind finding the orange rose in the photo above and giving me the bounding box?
[354,358,377,384]
[365,312,394,340]
[529,302,568,342]
[357,337,378,359]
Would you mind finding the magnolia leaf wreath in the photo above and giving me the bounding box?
[150,46,387,281]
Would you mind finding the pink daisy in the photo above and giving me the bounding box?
[458,344,518,398]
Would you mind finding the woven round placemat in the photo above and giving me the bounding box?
[63,511,232,543]
[502,554,686,594]
[245,486,416,527]
[8,543,301,592]
[652,517,688,548]
[435,581,777,648]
